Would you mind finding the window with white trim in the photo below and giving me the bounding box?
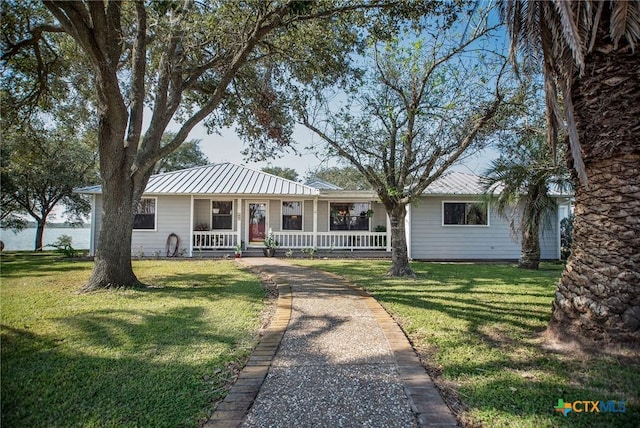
[282,201,303,230]
[212,201,233,230]
[330,202,370,231]
[134,198,156,230]
[443,202,488,225]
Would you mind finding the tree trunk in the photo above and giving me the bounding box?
[34,219,45,251]
[548,27,640,344]
[518,210,540,270]
[82,175,142,291]
[387,204,414,277]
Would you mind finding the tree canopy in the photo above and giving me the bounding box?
[261,166,299,182]
[152,133,209,174]
[301,6,515,275]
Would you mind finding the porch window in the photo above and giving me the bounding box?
[443,202,488,225]
[212,201,233,230]
[282,201,303,230]
[134,198,156,230]
[330,202,370,231]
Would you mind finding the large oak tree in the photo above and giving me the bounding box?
[2,0,400,290]
[301,8,513,276]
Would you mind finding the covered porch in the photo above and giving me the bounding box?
[189,196,391,255]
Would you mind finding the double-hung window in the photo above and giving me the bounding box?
[134,198,156,230]
[443,202,488,226]
[282,201,303,230]
[212,201,233,230]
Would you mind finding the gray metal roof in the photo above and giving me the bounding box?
[306,177,343,190]
[423,171,486,195]
[76,163,320,196]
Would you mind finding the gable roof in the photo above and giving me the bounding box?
[77,163,320,196]
[423,171,486,195]
[305,177,343,190]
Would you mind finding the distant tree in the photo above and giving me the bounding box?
[301,7,513,276]
[261,166,299,182]
[483,125,572,270]
[153,133,209,174]
[305,165,372,190]
[0,121,98,250]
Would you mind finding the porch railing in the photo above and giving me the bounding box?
[272,231,387,250]
[192,231,238,249]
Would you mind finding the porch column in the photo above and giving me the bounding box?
[313,197,318,248]
[386,211,392,252]
[237,198,243,248]
[189,195,194,257]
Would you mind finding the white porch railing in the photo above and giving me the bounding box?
[272,231,387,250]
[192,231,238,249]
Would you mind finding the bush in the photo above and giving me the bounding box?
[49,234,79,258]
[560,214,574,260]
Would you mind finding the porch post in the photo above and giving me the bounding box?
[237,198,243,248]
[313,197,318,248]
[386,211,392,252]
[189,195,194,257]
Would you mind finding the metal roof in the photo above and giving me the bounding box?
[305,177,343,190]
[423,171,486,195]
[76,163,320,196]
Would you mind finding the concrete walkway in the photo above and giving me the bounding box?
[205,258,458,428]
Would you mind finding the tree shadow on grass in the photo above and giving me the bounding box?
[1,303,251,427]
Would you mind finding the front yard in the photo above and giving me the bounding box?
[293,260,640,428]
[1,254,267,427]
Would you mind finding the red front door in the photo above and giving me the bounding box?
[249,202,267,243]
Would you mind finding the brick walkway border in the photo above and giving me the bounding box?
[204,260,458,427]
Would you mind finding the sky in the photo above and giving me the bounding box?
[186,122,499,181]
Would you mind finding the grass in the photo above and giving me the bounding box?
[292,260,640,428]
[1,253,267,427]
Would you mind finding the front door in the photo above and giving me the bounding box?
[248,202,267,244]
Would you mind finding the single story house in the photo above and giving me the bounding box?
[78,162,572,260]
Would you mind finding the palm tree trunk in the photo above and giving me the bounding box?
[518,222,540,270]
[548,32,640,343]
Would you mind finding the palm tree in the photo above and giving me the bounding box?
[483,130,571,270]
[501,1,639,344]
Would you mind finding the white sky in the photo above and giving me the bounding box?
[186,122,499,181]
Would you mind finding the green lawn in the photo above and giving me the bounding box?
[1,253,266,427]
[293,260,640,428]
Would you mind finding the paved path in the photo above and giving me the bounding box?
[205,258,457,428]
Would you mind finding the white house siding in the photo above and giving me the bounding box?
[317,200,329,232]
[371,201,387,231]
[410,196,559,260]
[131,195,192,256]
[91,196,103,256]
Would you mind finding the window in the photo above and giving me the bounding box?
[443,202,488,225]
[282,201,303,230]
[134,198,156,230]
[212,201,233,230]
[330,202,370,231]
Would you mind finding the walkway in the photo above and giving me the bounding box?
[205,258,458,427]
